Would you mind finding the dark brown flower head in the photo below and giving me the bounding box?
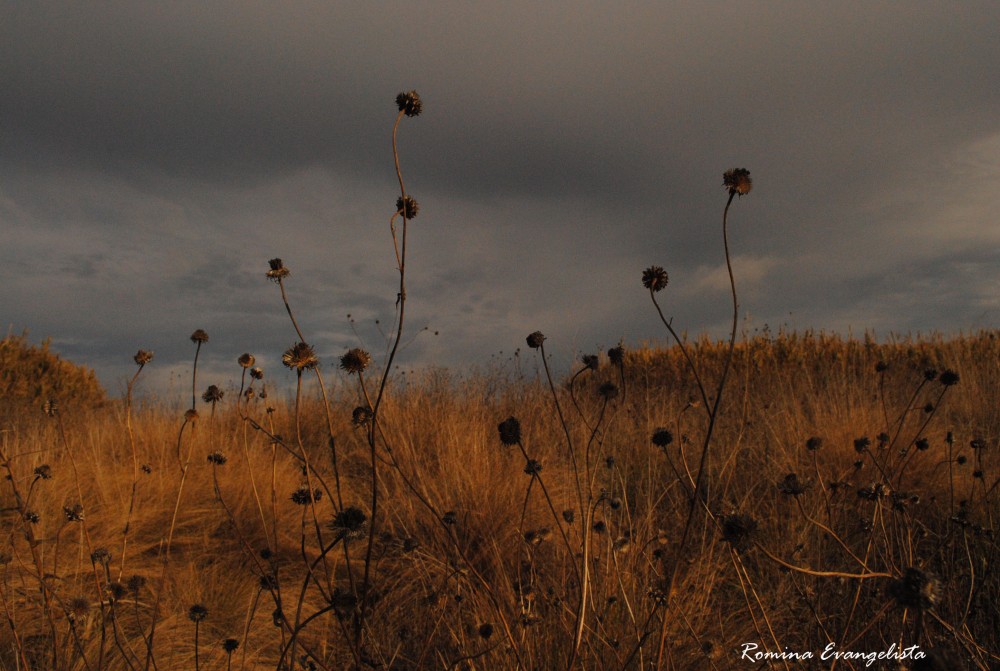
[202,385,224,404]
[127,575,146,594]
[607,345,625,365]
[340,348,372,374]
[395,90,423,117]
[352,406,373,426]
[642,266,669,292]
[250,367,264,380]
[24,511,39,524]
[69,597,90,619]
[923,368,939,382]
[651,428,674,448]
[184,408,200,422]
[723,168,752,196]
[721,514,759,552]
[266,258,289,282]
[956,454,967,465]
[875,360,889,373]
[597,382,619,400]
[777,473,811,497]
[188,604,208,623]
[190,329,209,344]
[888,567,939,610]
[915,437,930,451]
[523,459,542,475]
[581,354,599,371]
[290,486,322,505]
[478,623,494,640]
[939,369,960,386]
[107,581,127,601]
[222,639,240,654]
[442,510,458,525]
[64,504,84,522]
[498,416,521,445]
[970,438,986,450]
[526,331,546,349]
[805,436,823,451]
[91,548,111,565]
[330,506,368,540]
[207,452,227,465]
[854,436,871,453]
[396,195,419,219]
[33,464,52,480]
[283,342,319,371]
[238,353,255,368]
[134,350,154,366]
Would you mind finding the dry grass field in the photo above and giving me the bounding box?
[2,92,997,670]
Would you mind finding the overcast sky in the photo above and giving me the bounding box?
[3,2,999,398]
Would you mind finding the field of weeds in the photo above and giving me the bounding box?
[1,92,997,670]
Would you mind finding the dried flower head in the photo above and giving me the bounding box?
[250,367,264,380]
[290,486,322,505]
[395,90,423,117]
[777,473,811,497]
[207,452,227,465]
[478,623,494,640]
[184,408,200,422]
[202,385,224,404]
[875,360,889,373]
[283,342,319,371]
[923,368,939,382]
[581,354,599,371]
[127,575,146,594]
[352,406,373,426]
[188,604,208,623]
[23,511,39,524]
[91,548,111,565]
[498,416,521,445]
[888,567,939,610]
[523,459,542,475]
[238,353,255,368]
[651,428,674,448]
[107,581,127,601]
[525,331,546,349]
[805,436,823,451]
[915,438,930,451]
[33,464,52,480]
[396,195,419,219]
[641,266,669,292]
[721,514,759,552]
[939,369,960,386]
[134,350,154,366]
[340,348,372,374]
[723,168,752,196]
[222,639,240,654]
[64,504,84,522]
[854,436,871,453]
[607,345,625,365]
[190,329,209,344]
[266,258,289,282]
[69,597,90,619]
[562,509,575,524]
[330,507,368,540]
[597,382,619,400]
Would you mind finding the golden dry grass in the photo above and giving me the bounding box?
[1,330,997,670]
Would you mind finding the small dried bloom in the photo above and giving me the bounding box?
[24,511,39,524]
[283,342,319,371]
[498,416,521,445]
[777,473,811,497]
[266,258,289,282]
[395,90,423,117]
[184,408,200,422]
[523,459,542,475]
[222,639,240,653]
[888,567,939,610]
[33,464,52,480]
[915,438,930,451]
[188,604,208,623]
[581,354,599,371]
[290,486,322,505]
[238,353,255,368]
[207,452,227,465]
[956,455,967,465]
[396,195,419,219]
[69,597,90,619]
[805,436,823,451]
[202,385,224,404]
[330,507,368,540]
[607,345,625,365]
[723,168,752,196]
[641,266,669,292]
[63,504,84,522]
[442,511,458,525]
[107,582,127,601]
[340,348,372,374]
[91,548,111,564]
[352,406,373,426]
[134,350,154,366]
[525,331,546,349]
[250,367,264,380]
[190,329,209,344]
[597,382,619,400]
[721,514,759,552]
[127,575,147,594]
[875,360,889,373]
[923,369,939,382]
[478,623,494,640]
[970,438,986,450]
[854,436,871,453]
[939,369,960,386]
[651,428,674,448]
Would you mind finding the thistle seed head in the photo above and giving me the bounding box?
[207,452,227,465]
[939,369,960,386]
[190,329,209,344]
[250,367,264,380]
[266,258,289,282]
[525,331,546,349]
[187,604,208,623]
[641,266,669,292]
[134,350,154,366]
[395,90,423,117]
[202,385,224,404]
[723,168,752,196]
[238,353,255,368]
[340,348,372,374]
[396,195,419,219]
[651,428,674,448]
[283,342,319,371]
[498,416,521,445]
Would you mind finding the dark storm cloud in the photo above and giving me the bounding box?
[2,2,1000,393]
